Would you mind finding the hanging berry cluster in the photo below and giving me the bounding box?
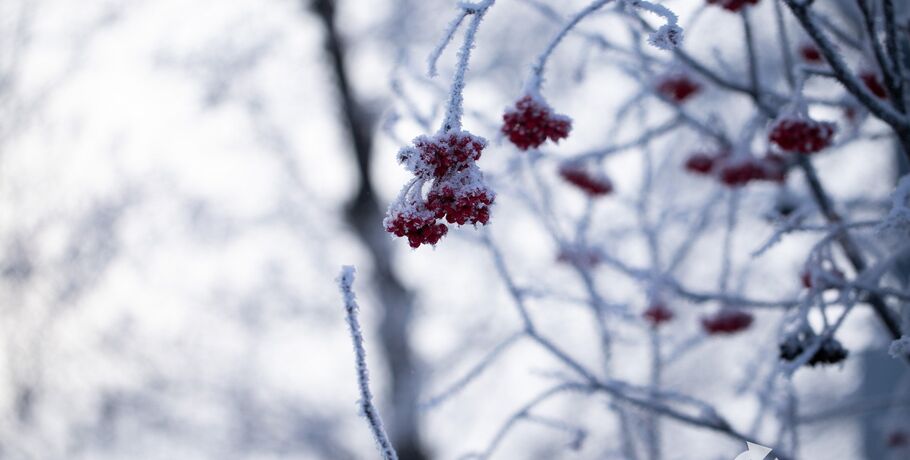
[684,150,787,187]
[502,95,572,151]
[384,131,495,248]
[779,330,848,367]
[769,115,837,154]
[654,71,702,104]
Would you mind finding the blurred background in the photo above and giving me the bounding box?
[0,0,908,459]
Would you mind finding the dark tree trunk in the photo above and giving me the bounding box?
[308,1,428,459]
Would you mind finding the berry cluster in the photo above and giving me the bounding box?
[779,331,848,367]
[860,71,888,99]
[385,130,494,248]
[701,309,754,335]
[643,302,674,327]
[655,72,702,104]
[685,151,788,187]
[706,0,760,12]
[502,95,572,150]
[769,116,837,154]
[558,163,614,197]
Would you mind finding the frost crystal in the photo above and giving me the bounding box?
[648,24,683,51]
[890,336,910,360]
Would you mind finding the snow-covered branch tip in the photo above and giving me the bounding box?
[337,266,399,460]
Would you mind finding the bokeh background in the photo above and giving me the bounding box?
[0,0,907,459]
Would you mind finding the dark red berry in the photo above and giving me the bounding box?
[559,164,613,197]
[888,431,909,448]
[684,152,721,175]
[799,44,823,64]
[383,204,448,249]
[702,309,754,335]
[860,71,888,99]
[426,171,495,226]
[643,303,674,327]
[401,131,486,179]
[769,117,837,154]
[800,266,845,290]
[706,0,760,12]
[655,74,701,103]
[502,96,572,150]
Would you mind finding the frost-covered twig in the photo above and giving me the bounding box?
[337,266,399,460]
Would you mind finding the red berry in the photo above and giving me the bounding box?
[717,154,787,187]
[399,131,486,179]
[799,44,823,64]
[502,96,572,150]
[426,168,495,226]
[383,202,449,248]
[655,73,702,103]
[860,71,888,99]
[702,309,754,335]
[706,0,760,12]
[643,303,674,327]
[769,117,837,154]
[684,152,720,175]
[558,164,613,197]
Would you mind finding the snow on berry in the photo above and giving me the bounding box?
[701,309,754,335]
[398,131,487,179]
[769,115,837,154]
[643,302,674,327]
[648,24,683,51]
[860,70,888,99]
[655,72,702,104]
[559,163,613,197]
[706,0,760,12]
[502,95,572,150]
[426,166,495,226]
[798,44,823,64]
[384,199,449,249]
[779,331,848,367]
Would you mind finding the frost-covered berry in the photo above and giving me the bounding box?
[655,73,701,104]
[684,152,722,175]
[643,302,674,327]
[860,71,888,99]
[426,167,495,226]
[502,95,572,150]
[559,163,613,197]
[799,44,823,64]
[398,131,487,179]
[701,309,754,335]
[706,0,760,12]
[648,24,684,51]
[779,331,848,367]
[384,200,448,248]
[769,116,837,154]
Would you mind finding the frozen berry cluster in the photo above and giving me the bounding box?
[769,116,837,154]
[685,151,788,187]
[385,130,494,248]
[502,95,572,150]
[779,330,848,367]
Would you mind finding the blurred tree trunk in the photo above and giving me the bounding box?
[308,1,428,459]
